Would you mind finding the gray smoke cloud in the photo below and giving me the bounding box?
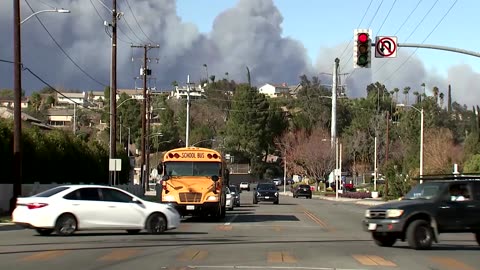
[315,43,480,107]
[0,0,478,107]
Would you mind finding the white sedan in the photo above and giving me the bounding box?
[12,185,181,236]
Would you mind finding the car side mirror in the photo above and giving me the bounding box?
[211,175,219,182]
[132,198,143,204]
[253,187,256,190]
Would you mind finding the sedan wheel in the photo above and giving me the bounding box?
[36,228,54,236]
[146,213,167,234]
[55,214,77,236]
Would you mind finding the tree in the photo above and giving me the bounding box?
[281,128,335,191]
[423,127,462,174]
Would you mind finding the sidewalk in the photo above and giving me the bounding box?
[281,192,389,206]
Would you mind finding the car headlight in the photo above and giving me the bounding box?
[163,195,176,202]
[275,192,278,197]
[386,209,404,218]
[207,196,218,201]
[257,192,261,196]
[365,209,371,218]
[226,194,232,199]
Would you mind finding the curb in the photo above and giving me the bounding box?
[281,192,387,206]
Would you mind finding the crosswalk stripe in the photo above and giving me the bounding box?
[20,250,67,261]
[352,254,396,266]
[177,249,208,261]
[267,251,297,263]
[98,248,140,261]
[429,256,476,270]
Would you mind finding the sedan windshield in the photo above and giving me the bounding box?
[165,161,221,177]
[403,182,447,200]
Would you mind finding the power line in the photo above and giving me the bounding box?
[24,0,108,87]
[404,0,439,43]
[376,0,397,34]
[341,0,384,73]
[383,0,458,84]
[373,0,437,77]
[394,0,423,36]
[338,0,374,61]
[123,0,156,44]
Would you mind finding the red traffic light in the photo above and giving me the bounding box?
[358,33,368,43]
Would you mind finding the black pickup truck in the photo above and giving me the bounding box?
[363,176,480,250]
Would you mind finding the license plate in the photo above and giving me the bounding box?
[265,196,269,199]
[186,205,195,210]
[368,223,377,230]
[303,188,307,191]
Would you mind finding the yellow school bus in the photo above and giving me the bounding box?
[159,147,229,219]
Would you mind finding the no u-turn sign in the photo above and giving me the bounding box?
[375,36,397,58]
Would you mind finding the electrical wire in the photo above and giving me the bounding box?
[383,0,458,84]
[123,0,157,44]
[24,0,108,87]
[338,0,374,62]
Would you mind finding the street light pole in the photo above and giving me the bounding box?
[11,1,70,214]
[420,108,424,183]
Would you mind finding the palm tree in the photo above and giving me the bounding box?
[203,64,209,82]
[439,92,445,108]
[421,82,426,98]
[433,86,439,105]
[403,87,411,105]
[413,91,419,104]
[394,87,400,102]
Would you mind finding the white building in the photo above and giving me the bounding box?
[170,84,206,100]
[56,92,86,106]
[258,83,290,98]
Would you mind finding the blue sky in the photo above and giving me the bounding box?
[177,0,479,77]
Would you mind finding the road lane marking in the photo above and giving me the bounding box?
[185,266,355,270]
[98,248,140,261]
[429,256,476,270]
[20,250,67,261]
[215,225,232,231]
[224,214,238,225]
[177,249,208,261]
[352,254,396,267]
[267,251,297,263]
[303,210,333,231]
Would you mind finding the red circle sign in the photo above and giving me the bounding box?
[376,37,397,57]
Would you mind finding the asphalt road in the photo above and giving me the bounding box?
[0,191,479,270]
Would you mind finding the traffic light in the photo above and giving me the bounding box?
[354,29,372,68]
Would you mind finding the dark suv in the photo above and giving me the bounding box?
[293,184,312,199]
[363,175,480,250]
[253,183,279,204]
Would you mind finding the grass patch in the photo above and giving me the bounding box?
[0,216,12,223]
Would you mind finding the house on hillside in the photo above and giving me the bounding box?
[0,97,29,109]
[0,107,51,130]
[56,92,86,107]
[259,83,290,98]
[170,84,206,100]
[46,109,74,128]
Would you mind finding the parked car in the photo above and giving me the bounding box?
[239,182,250,191]
[293,184,312,199]
[229,185,241,207]
[253,183,279,204]
[225,186,234,211]
[363,176,480,250]
[12,185,181,236]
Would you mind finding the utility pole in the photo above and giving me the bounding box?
[108,0,118,185]
[131,44,159,191]
[186,75,192,147]
[11,0,22,214]
[331,58,339,148]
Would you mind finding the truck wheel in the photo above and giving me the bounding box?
[406,220,433,250]
[475,232,480,245]
[372,232,397,247]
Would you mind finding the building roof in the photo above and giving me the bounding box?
[47,109,74,116]
[57,92,85,98]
